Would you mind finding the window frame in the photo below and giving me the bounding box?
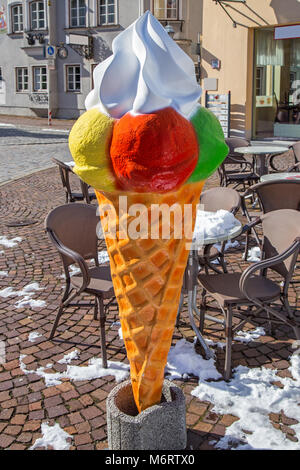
[152,0,179,21]
[11,3,24,33]
[69,0,87,28]
[256,66,267,97]
[32,65,48,92]
[65,64,82,92]
[98,0,117,26]
[15,67,29,93]
[30,0,46,31]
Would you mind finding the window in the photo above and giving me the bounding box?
[91,63,97,88]
[66,65,81,92]
[98,0,116,25]
[0,67,2,90]
[70,0,86,27]
[153,0,178,20]
[33,66,47,91]
[30,1,45,30]
[256,66,266,96]
[16,68,28,92]
[12,4,23,32]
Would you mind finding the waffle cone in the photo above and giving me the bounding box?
[96,182,204,412]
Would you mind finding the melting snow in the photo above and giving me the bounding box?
[28,332,42,343]
[193,210,240,244]
[0,282,46,309]
[244,246,261,263]
[0,236,22,248]
[192,353,300,450]
[30,423,72,450]
[20,350,129,387]
[58,349,80,364]
[166,339,222,381]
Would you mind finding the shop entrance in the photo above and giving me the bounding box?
[253,26,300,140]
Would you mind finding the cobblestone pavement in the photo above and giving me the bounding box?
[0,164,299,450]
[0,125,72,184]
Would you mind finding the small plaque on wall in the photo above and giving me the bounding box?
[203,78,218,91]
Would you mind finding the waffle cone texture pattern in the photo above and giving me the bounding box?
[96,182,204,412]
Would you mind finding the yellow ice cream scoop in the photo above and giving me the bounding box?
[69,108,117,191]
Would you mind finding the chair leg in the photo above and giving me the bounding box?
[49,303,65,340]
[98,296,108,368]
[94,296,98,320]
[199,288,206,333]
[219,253,228,273]
[176,292,184,327]
[224,306,233,381]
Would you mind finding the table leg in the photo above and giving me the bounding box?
[187,251,212,359]
[256,153,269,177]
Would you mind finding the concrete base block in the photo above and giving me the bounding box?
[106,379,187,450]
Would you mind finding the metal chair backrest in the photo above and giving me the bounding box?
[291,141,300,163]
[52,157,73,198]
[250,180,300,214]
[45,203,99,268]
[225,137,250,163]
[200,187,241,214]
[261,209,300,279]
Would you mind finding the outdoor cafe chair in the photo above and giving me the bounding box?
[218,137,259,191]
[45,203,115,368]
[241,179,300,259]
[269,141,300,173]
[198,209,300,381]
[198,187,241,274]
[52,157,97,204]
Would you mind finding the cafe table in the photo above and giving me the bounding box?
[178,212,243,359]
[234,145,289,177]
[260,172,300,182]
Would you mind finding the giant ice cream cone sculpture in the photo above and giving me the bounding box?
[69,11,228,413]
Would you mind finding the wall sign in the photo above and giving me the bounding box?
[205,91,231,138]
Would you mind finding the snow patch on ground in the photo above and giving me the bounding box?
[244,246,261,263]
[28,332,42,343]
[30,422,72,450]
[20,350,129,387]
[0,282,46,309]
[166,339,222,381]
[58,349,80,364]
[0,236,22,248]
[191,353,300,450]
[206,327,265,349]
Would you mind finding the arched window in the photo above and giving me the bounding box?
[70,0,86,27]
[11,3,24,32]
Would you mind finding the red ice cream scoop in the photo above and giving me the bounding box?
[110,107,199,193]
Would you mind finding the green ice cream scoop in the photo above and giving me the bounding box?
[188,105,228,183]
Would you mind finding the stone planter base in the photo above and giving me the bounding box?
[106,379,187,450]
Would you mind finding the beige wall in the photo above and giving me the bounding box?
[201,0,300,138]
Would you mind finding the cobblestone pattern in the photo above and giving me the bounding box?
[0,126,71,184]
[0,165,299,450]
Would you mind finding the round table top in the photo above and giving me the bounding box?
[193,211,242,246]
[260,172,300,182]
[234,145,289,155]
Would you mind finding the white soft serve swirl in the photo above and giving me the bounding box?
[85,11,202,119]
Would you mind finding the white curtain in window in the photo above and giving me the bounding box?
[256,30,284,66]
[290,38,300,67]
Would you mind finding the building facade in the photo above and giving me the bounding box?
[201,0,300,140]
[0,0,203,119]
